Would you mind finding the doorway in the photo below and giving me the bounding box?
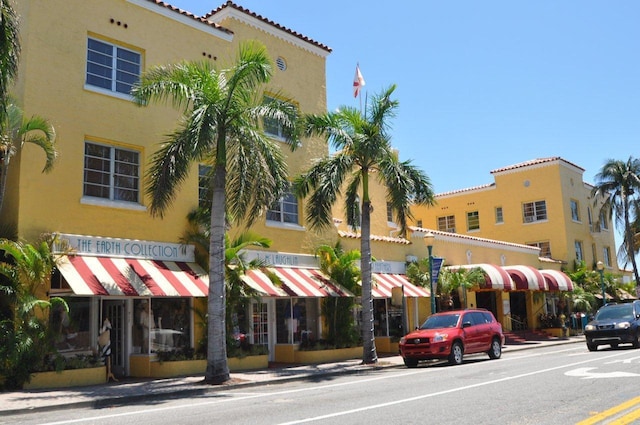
[509,292,527,330]
[475,291,497,317]
[102,300,125,377]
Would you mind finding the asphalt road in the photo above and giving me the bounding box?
[5,344,640,425]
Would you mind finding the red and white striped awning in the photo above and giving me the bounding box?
[57,255,209,297]
[446,264,515,290]
[502,265,547,291]
[540,269,574,291]
[371,273,430,298]
[242,267,353,297]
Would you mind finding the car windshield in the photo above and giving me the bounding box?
[595,304,635,321]
[421,314,460,329]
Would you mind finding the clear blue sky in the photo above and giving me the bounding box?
[172,1,638,252]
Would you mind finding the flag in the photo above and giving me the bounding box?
[353,64,365,98]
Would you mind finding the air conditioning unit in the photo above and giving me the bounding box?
[524,216,534,223]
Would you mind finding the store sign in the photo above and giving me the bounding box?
[241,250,318,268]
[55,233,195,262]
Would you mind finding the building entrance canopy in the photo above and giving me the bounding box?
[445,264,574,292]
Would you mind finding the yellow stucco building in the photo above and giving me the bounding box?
[5,1,586,382]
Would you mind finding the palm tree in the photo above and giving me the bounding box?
[294,85,436,364]
[0,0,20,120]
[591,157,640,291]
[0,99,57,214]
[316,243,361,347]
[437,267,485,309]
[131,41,299,384]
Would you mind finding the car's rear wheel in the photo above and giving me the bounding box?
[403,357,418,368]
[488,337,502,359]
[448,342,464,365]
[587,343,598,352]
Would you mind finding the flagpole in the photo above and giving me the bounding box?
[353,63,366,112]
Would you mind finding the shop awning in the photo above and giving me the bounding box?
[446,264,515,290]
[57,255,209,297]
[371,273,430,298]
[242,267,353,297]
[502,265,547,290]
[540,269,574,291]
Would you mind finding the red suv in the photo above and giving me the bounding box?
[399,309,505,367]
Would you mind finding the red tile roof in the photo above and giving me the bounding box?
[338,230,412,245]
[143,0,234,35]
[206,1,332,53]
[490,157,584,174]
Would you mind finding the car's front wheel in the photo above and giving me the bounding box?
[448,342,464,365]
[488,337,502,359]
[633,332,640,349]
[587,343,598,352]
[403,357,418,368]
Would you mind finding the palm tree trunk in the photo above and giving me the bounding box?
[205,164,230,384]
[624,198,640,295]
[360,200,377,364]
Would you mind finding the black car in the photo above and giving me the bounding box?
[584,301,640,351]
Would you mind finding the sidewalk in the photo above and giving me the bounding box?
[0,336,584,416]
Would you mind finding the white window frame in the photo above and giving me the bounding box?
[263,96,294,143]
[570,199,580,222]
[266,188,302,229]
[82,141,143,209]
[600,210,609,231]
[574,240,584,262]
[85,37,141,100]
[603,246,612,267]
[437,215,456,233]
[528,241,551,258]
[523,200,547,223]
[466,211,480,231]
[495,206,504,224]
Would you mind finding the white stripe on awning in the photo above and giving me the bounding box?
[371,273,430,298]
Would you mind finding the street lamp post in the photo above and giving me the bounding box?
[424,232,436,315]
[597,261,606,306]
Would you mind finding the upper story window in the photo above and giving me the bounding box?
[267,188,299,225]
[263,96,295,142]
[574,240,584,262]
[466,211,480,231]
[86,38,141,97]
[603,246,612,267]
[83,142,140,204]
[416,219,423,228]
[570,199,580,222]
[527,241,551,258]
[599,210,609,230]
[495,206,503,224]
[587,207,594,232]
[437,215,456,233]
[523,200,547,223]
[198,165,212,208]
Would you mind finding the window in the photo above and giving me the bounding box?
[198,165,211,208]
[267,188,299,225]
[527,241,551,258]
[603,246,612,267]
[600,210,609,230]
[466,211,480,231]
[416,219,423,228]
[495,207,503,224]
[386,202,395,224]
[575,240,584,262]
[263,96,294,141]
[86,38,141,96]
[83,142,139,203]
[437,215,456,233]
[523,200,547,223]
[588,207,594,232]
[570,199,580,221]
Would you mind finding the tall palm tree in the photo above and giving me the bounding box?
[591,157,640,291]
[294,85,436,364]
[0,99,57,214]
[131,41,299,384]
[0,0,20,121]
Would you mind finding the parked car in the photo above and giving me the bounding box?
[584,301,640,351]
[398,309,505,367]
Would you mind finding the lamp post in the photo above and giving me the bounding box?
[424,232,436,315]
[597,261,606,306]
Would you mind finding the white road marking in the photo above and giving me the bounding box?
[564,367,640,379]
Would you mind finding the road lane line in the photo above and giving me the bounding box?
[576,396,640,425]
[38,349,627,425]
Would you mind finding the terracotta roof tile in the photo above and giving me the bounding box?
[143,0,234,34]
[409,226,541,251]
[206,1,332,52]
[338,230,412,245]
[490,157,584,174]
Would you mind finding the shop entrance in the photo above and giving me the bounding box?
[508,292,528,330]
[475,291,497,318]
[102,300,126,377]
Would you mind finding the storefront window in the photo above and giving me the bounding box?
[373,299,404,338]
[134,299,190,354]
[275,298,318,344]
[50,297,92,353]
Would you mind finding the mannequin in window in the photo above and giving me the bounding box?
[139,300,155,352]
